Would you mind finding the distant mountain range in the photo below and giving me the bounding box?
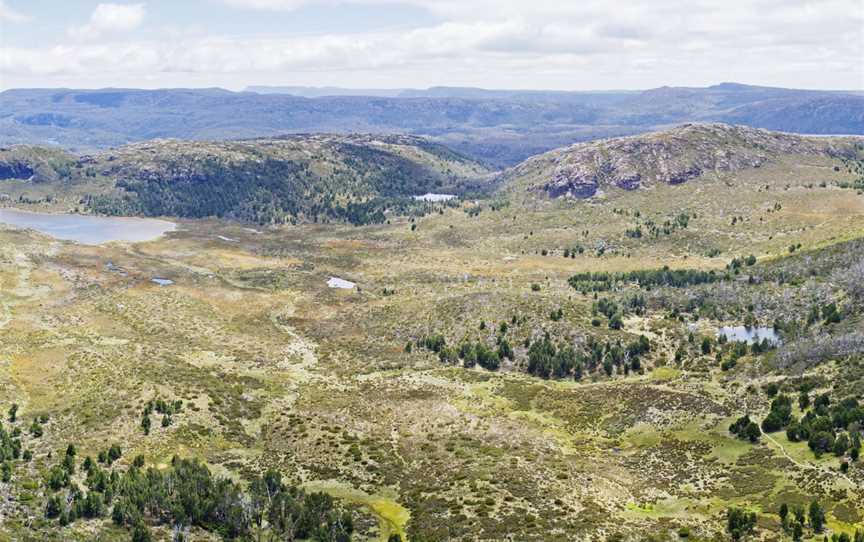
[245,85,641,103]
[247,86,407,98]
[2,83,862,167]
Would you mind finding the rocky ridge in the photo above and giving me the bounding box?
[506,123,862,199]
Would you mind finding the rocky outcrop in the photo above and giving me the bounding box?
[509,123,861,199]
[0,160,35,180]
[0,146,77,183]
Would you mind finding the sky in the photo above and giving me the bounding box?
[0,0,862,91]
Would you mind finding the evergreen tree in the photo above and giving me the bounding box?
[809,501,825,533]
[727,507,757,540]
[45,495,62,518]
[792,521,803,541]
[131,522,153,542]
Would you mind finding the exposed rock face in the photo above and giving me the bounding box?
[510,123,861,199]
[0,146,76,183]
[0,160,34,180]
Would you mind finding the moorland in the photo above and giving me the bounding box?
[0,123,863,541]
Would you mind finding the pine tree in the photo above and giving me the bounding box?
[809,501,825,533]
[131,522,153,542]
[779,503,789,531]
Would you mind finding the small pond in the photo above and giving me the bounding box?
[717,326,781,345]
[0,208,175,245]
[327,277,356,289]
[413,193,456,202]
[151,278,175,286]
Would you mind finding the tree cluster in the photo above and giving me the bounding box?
[726,506,757,540]
[729,415,761,442]
[44,450,354,541]
[569,267,722,293]
[526,333,650,380]
[786,394,862,460]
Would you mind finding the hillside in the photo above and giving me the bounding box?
[2,84,862,167]
[502,123,864,199]
[0,134,491,225]
[0,145,77,183]
[2,119,864,541]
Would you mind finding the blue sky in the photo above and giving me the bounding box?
[1,0,862,90]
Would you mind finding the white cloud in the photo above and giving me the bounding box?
[223,0,310,9]
[0,0,29,22]
[1,0,861,90]
[69,3,146,41]
[1,20,648,78]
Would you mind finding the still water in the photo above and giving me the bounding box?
[717,326,781,345]
[413,193,456,202]
[0,208,175,245]
[327,277,356,289]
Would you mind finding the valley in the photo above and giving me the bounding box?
[1,124,863,541]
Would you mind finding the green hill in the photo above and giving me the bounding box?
[0,134,491,225]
